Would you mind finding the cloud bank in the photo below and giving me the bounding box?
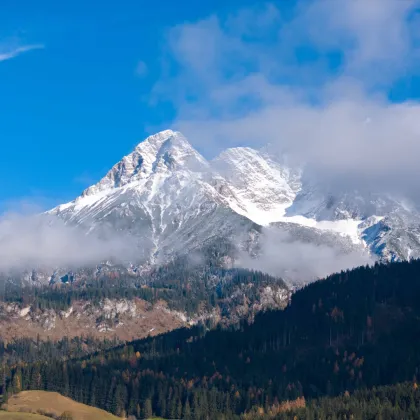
[0,212,139,272]
[237,228,373,286]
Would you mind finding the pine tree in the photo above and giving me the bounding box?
[183,398,192,420]
[142,398,152,419]
[176,398,183,419]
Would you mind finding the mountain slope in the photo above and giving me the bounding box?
[212,147,301,225]
[286,176,420,261]
[49,131,260,266]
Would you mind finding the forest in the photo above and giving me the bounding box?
[0,262,288,317]
[2,259,420,418]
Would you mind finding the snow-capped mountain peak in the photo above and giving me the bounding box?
[151,131,209,172]
[45,130,420,282]
[80,129,207,199]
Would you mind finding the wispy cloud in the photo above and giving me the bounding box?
[0,44,44,62]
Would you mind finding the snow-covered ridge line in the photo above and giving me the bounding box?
[50,129,368,242]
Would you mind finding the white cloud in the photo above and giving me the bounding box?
[237,229,373,286]
[0,212,139,272]
[287,0,418,79]
[177,97,420,198]
[149,0,420,201]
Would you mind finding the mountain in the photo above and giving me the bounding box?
[48,131,259,267]
[39,129,420,284]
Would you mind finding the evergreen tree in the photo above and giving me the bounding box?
[142,398,152,419]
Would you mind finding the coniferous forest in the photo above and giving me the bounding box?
[0,262,288,317]
[2,259,420,418]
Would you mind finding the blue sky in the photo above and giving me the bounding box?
[0,0,258,210]
[2,0,420,212]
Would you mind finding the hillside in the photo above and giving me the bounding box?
[0,266,288,345]
[0,413,50,420]
[4,259,420,418]
[2,391,119,420]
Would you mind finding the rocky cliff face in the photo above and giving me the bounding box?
[0,282,290,342]
[0,298,184,342]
